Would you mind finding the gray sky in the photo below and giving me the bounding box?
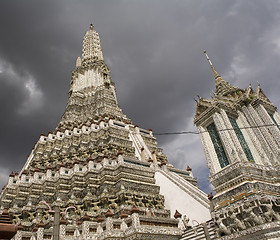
[0,0,280,194]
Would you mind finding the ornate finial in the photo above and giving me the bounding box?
[76,56,81,67]
[203,50,221,80]
[89,24,94,30]
[203,50,213,66]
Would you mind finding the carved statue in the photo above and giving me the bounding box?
[154,195,164,209]
[242,200,263,227]
[134,193,145,207]
[43,210,52,223]
[214,213,231,236]
[12,213,21,224]
[260,197,280,222]
[182,215,191,230]
[145,208,151,216]
[227,207,246,232]
[83,200,92,212]
[100,196,109,209]
[124,192,134,206]
[108,196,118,210]
[75,204,84,218]
[274,198,280,208]
[143,195,153,208]
[150,208,156,217]
[92,199,101,213]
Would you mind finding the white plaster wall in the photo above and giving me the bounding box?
[155,171,211,224]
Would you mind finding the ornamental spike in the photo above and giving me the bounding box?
[203,50,221,80]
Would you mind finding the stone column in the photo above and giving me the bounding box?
[82,221,90,239]
[202,222,211,240]
[213,113,235,163]
[237,110,265,165]
[220,109,245,161]
[105,217,113,232]
[242,106,271,161]
[46,167,52,179]
[197,126,217,174]
[96,214,104,236]
[59,217,67,240]
[105,209,113,232]
[14,224,23,240]
[37,227,44,240]
[247,105,278,154]
[255,104,280,147]
[53,206,60,240]
[130,205,140,228]
[120,211,128,232]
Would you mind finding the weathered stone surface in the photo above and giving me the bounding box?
[0,24,207,240]
[194,53,280,240]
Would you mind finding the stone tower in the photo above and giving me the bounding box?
[194,51,280,239]
[0,25,211,240]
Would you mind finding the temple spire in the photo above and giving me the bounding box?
[82,24,104,61]
[203,50,221,81]
[203,50,241,97]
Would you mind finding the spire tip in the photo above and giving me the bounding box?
[203,50,221,80]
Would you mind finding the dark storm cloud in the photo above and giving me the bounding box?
[0,0,280,193]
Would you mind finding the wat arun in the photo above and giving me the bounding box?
[1,24,280,240]
[0,25,211,239]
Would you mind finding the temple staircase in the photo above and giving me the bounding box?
[156,169,210,209]
[180,220,217,240]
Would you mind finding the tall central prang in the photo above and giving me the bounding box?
[0,25,211,240]
[58,24,126,130]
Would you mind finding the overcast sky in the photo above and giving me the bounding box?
[0,1,280,194]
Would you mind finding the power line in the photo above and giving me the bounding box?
[153,123,280,136]
[154,131,199,136]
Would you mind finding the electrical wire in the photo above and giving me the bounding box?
[153,123,280,136]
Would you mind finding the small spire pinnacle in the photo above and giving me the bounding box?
[89,24,94,30]
[76,56,81,67]
[203,50,221,80]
